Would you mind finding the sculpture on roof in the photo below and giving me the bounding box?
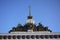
[9,6,52,33]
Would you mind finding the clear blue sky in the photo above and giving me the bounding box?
[0,0,60,33]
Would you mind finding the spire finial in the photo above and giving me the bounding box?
[29,5,31,16]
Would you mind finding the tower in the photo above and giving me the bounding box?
[25,6,36,32]
[26,6,35,24]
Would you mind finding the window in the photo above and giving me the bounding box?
[54,35,57,38]
[17,35,21,39]
[3,35,7,39]
[31,35,35,39]
[40,35,44,39]
[58,35,60,38]
[8,35,11,39]
[12,35,16,39]
[45,35,49,39]
[22,35,25,39]
[49,35,53,39]
[26,35,30,39]
[36,35,39,39]
[0,35,2,39]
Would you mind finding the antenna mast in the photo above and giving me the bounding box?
[29,6,31,16]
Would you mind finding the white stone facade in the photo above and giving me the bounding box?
[0,31,60,40]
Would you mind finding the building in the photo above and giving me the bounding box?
[0,6,60,40]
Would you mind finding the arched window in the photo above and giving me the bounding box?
[54,35,58,38]
[58,35,60,38]
[17,35,21,39]
[31,35,35,39]
[36,35,39,39]
[22,35,25,39]
[26,35,30,39]
[40,35,44,39]
[12,35,16,39]
[3,35,7,39]
[0,35,2,39]
[45,35,49,39]
[8,35,11,39]
[49,35,53,39]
